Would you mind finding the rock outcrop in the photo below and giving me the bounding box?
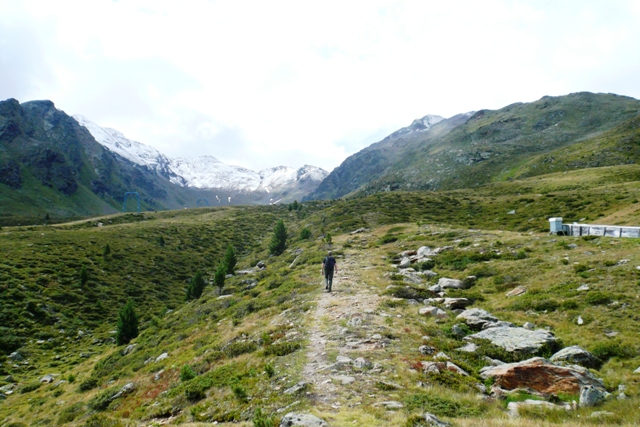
[480,357,605,395]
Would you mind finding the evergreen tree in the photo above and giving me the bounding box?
[223,244,237,275]
[103,243,111,257]
[214,262,226,293]
[269,219,287,256]
[186,270,205,301]
[299,227,312,240]
[116,300,139,345]
[158,235,165,247]
[79,265,88,287]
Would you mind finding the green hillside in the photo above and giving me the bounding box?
[2,165,640,426]
[308,92,640,200]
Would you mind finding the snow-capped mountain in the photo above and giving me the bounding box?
[387,114,445,139]
[73,115,328,202]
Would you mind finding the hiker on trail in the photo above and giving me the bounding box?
[322,251,338,292]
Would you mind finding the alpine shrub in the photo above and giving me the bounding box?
[116,300,139,345]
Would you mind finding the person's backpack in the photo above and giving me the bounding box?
[324,256,336,272]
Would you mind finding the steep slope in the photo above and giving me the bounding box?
[0,99,193,223]
[74,115,329,204]
[307,92,640,200]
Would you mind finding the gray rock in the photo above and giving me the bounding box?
[590,411,615,418]
[443,298,470,310]
[279,413,328,427]
[455,343,478,353]
[438,278,465,290]
[284,381,309,395]
[39,374,56,383]
[577,284,589,291]
[8,352,23,362]
[550,345,601,369]
[466,327,556,353]
[353,357,372,369]
[256,261,267,270]
[111,382,136,400]
[419,306,446,317]
[419,345,436,355]
[347,316,363,327]
[334,375,355,385]
[123,344,136,355]
[580,385,607,407]
[4,375,14,383]
[153,369,164,381]
[451,324,466,338]
[155,352,169,362]
[482,320,515,329]
[0,384,17,394]
[417,246,436,258]
[522,322,535,330]
[399,257,412,268]
[335,355,353,369]
[423,412,451,427]
[634,366,640,374]
[456,308,499,329]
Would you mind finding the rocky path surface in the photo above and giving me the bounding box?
[302,250,386,410]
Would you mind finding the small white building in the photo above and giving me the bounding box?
[549,217,640,238]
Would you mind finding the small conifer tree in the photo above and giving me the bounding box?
[223,244,237,275]
[158,235,165,246]
[79,265,88,287]
[269,219,287,256]
[186,270,205,301]
[214,262,226,293]
[116,299,139,345]
[299,227,311,240]
[103,243,111,256]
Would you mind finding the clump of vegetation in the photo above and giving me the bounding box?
[180,364,197,381]
[253,407,276,427]
[116,299,139,345]
[269,219,288,255]
[186,270,206,301]
[214,263,226,293]
[263,341,302,357]
[299,227,312,240]
[223,244,237,274]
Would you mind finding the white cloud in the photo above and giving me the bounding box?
[1,0,639,172]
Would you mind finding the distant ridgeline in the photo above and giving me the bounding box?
[306,92,640,201]
[0,99,327,224]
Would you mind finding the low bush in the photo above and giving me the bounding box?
[223,341,258,358]
[403,392,484,417]
[263,341,302,357]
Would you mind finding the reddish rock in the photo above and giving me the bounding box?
[480,357,604,395]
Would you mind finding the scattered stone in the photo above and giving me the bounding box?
[421,361,469,376]
[456,308,499,329]
[466,327,556,353]
[4,375,14,383]
[422,412,451,427]
[484,357,505,366]
[335,356,353,369]
[577,316,584,325]
[8,352,23,362]
[507,400,570,417]
[347,316,363,327]
[111,382,136,400]
[507,210,516,215]
[567,243,578,249]
[604,330,618,338]
[550,345,601,369]
[256,261,267,270]
[123,344,136,356]
[617,392,628,400]
[419,345,436,355]
[334,376,355,385]
[522,322,535,330]
[480,357,605,395]
[505,286,527,297]
[617,259,630,265]
[53,380,67,387]
[417,246,437,258]
[577,284,589,291]
[434,352,450,360]
[39,374,56,383]
[285,382,309,395]
[482,320,515,329]
[437,278,466,290]
[419,306,447,318]
[443,298,470,310]
[634,366,640,374]
[279,412,328,427]
[0,384,17,394]
[153,370,164,381]
[351,228,369,234]
[155,352,169,362]
[373,401,404,410]
[579,385,607,407]
[455,343,477,353]
[451,324,466,338]
[399,257,412,268]
[353,357,372,369]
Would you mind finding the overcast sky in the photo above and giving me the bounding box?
[2,1,639,172]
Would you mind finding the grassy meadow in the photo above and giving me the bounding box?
[1,165,640,426]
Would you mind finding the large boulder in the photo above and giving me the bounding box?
[437,278,465,290]
[466,327,557,353]
[550,345,601,369]
[480,357,604,395]
[279,413,328,427]
[443,298,471,310]
[580,385,607,407]
[456,308,499,329]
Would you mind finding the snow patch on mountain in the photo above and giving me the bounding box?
[387,114,445,139]
[74,115,328,194]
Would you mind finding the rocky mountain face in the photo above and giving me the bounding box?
[306,92,640,200]
[0,100,328,222]
[74,115,328,205]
